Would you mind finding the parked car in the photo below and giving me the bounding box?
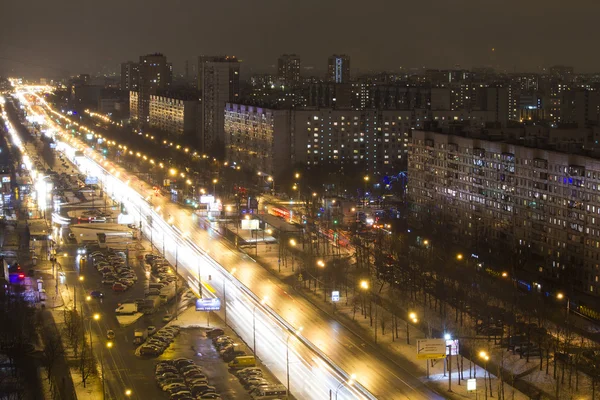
[206,328,225,339]
[112,282,127,292]
[147,326,157,336]
[90,290,104,298]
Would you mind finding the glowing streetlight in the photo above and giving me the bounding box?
[289,238,297,247]
[363,175,369,182]
[456,253,463,261]
[106,341,113,349]
[79,276,84,282]
[125,389,132,397]
[557,292,564,300]
[407,312,418,344]
[86,295,91,301]
[317,260,325,268]
[360,280,369,290]
[93,313,100,321]
[169,168,177,176]
[295,173,300,179]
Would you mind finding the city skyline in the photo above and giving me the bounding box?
[2,0,600,78]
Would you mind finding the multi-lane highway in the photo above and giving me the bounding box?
[15,84,445,400]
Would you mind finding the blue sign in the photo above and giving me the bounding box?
[85,176,99,185]
[196,297,221,311]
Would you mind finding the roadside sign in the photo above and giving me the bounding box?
[416,339,446,360]
[331,291,340,302]
[195,297,221,311]
[467,379,476,391]
[446,339,459,355]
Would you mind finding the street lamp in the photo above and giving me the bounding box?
[479,351,491,399]
[407,312,418,344]
[125,389,132,397]
[212,178,218,195]
[289,239,297,272]
[253,296,268,356]
[334,373,356,400]
[317,260,325,268]
[456,253,464,261]
[557,292,570,319]
[286,326,303,399]
[101,341,113,399]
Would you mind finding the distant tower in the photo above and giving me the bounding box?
[327,54,350,83]
[277,54,301,86]
[197,56,241,152]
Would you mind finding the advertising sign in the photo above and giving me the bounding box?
[416,339,446,360]
[85,176,98,185]
[200,195,215,205]
[241,219,260,230]
[196,297,221,311]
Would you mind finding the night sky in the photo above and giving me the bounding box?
[1,0,599,78]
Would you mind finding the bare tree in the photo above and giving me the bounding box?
[41,327,63,386]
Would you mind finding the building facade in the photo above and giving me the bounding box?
[120,61,139,91]
[129,91,139,120]
[224,104,411,176]
[197,56,240,152]
[408,130,600,296]
[149,95,197,136]
[327,55,350,84]
[224,104,291,176]
[136,54,173,123]
[277,54,301,86]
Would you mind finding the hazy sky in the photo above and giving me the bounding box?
[1,0,599,78]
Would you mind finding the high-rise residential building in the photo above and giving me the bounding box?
[149,94,198,136]
[197,55,240,152]
[327,54,350,84]
[277,54,301,86]
[120,61,139,91]
[135,53,173,123]
[408,129,600,297]
[224,104,292,177]
[224,104,411,176]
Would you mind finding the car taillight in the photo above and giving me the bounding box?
[18,273,24,279]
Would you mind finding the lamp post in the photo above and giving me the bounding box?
[212,178,218,195]
[102,341,113,400]
[253,297,268,356]
[74,275,84,311]
[289,239,297,272]
[286,326,303,399]
[334,374,356,400]
[407,312,418,344]
[173,231,189,320]
[479,351,491,399]
[557,292,570,320]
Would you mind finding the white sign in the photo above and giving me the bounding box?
[446,339,459,356]
[200,195,215,205]
[416,339,446,360]
[467,379,476,391]
[331,291,340,302]
[241,219,259,230]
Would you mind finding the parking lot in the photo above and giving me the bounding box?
[147,325,286,400]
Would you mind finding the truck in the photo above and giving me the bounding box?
[115,303,137,315]
[143,295,161,314]
[133,329,147,345]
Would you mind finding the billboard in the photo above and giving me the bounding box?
[416,339,446,360]
[241,219,260,230]
[196,297,221,311]
[85,176,98,185]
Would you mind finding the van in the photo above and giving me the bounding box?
[251,385,287,399]
[228,355,256,370]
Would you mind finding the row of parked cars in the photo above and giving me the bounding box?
[145,254,178,287]
[155,357,221,400]
[140,325,180,356]
[206,329,287,399]
[91,250,138,292]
